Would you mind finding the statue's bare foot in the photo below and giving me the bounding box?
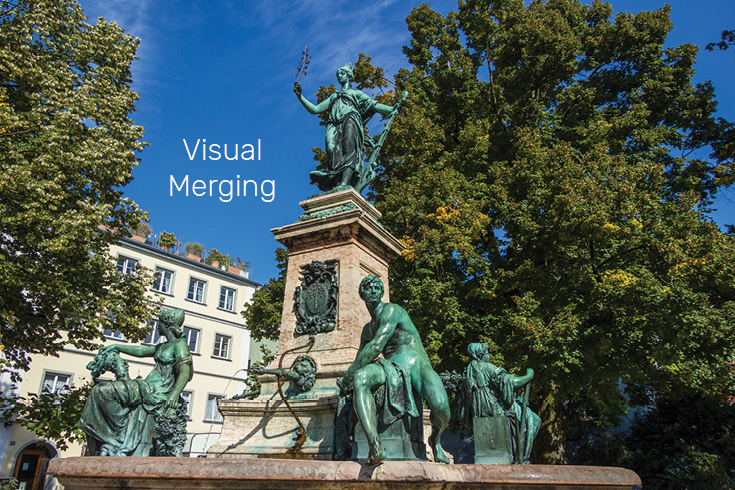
[430,436,450,464]
[365,444,386,466]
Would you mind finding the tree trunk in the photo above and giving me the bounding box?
[534,383,568,464]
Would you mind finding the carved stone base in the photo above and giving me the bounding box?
[207,392,339,459]
[270,189,404,378]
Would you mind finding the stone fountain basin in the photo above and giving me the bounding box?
[49,457,641,490]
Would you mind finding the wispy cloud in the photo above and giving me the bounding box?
[247,0,412,89]
[80,0,160,94]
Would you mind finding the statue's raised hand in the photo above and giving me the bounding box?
[293,82,302,96]
[526,368,534,379]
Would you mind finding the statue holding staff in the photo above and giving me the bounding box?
[294,63,404,193]
[459,343,540,464]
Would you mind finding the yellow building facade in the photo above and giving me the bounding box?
[0,236,274,489]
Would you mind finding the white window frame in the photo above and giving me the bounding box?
[180,390,193,419]
[103,328,125,340]
[219,286,236,312]
[187,278,207,303]
[152,267,174,294]
[116,255,137,275]
[212,333,231,360]
[40,370,72,395]
[183,326,200,354]
[204,393,224,423]
[143,319,162,345]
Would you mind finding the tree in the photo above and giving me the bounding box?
[363,0,735,463]
[0,0,157,379]
[706,29,735,53]
[1,383,91,451]
[242,247,288,343]
[577,395,735,489]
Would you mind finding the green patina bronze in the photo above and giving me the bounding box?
[79,308,193,457]
[294,260,338,336]
[458,343,540,464]
[294,63,405,193]
[298,203,358,221]
[338,275,450,466]
[250,355,317,393]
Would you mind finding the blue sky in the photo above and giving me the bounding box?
[79,0,735,284]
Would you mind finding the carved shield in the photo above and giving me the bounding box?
[303,274,331,317]
[294,261,338,336]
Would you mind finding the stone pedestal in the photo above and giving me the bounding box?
[49,457,643,490]
[353,415,427,461]
[474,416,513,464]
[208,189,404,459]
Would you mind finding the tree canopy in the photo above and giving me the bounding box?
[578,394,735,489]
[363,0,735,463]
[0,0,157,377]
[242,247,287,343]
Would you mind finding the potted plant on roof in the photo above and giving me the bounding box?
[131,222,151,243]
[230,257,251,276]
[158,231,178,252]
[205,248,228,269]
[185,242,204,262]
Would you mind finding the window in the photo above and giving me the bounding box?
[219,287,236,311]
[187,278,206,303]
[152,268,173,294]
[183,327,200,353]
[41,372,71,394]
[103,328,124,340]
[181,391,193,418]
[116,256,137,275]
[143,319,162,345]
[205,394,223,422]
[212,334,231,359]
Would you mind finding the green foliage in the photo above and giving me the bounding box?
[242,248,287,342]
[0,479,17,490]
[184,242,204,257]
[707,29,735,53]
[0,0,158,378]
[205,248,235,267]
[241,344,276,398]
[1,383,91,451]
[361,0,735,463]
[157,231,178,249]
[578,395,735,489]
[132,221,151,238]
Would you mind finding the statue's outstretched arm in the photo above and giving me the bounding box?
[101,343,156,358]
[374,102,395,116]
[294,82,331,115]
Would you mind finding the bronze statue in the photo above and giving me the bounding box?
[459,343,540,464]
[250,355,317,393]
[340,275,450,465]
[79,308,193,457]
[294,63,403,193]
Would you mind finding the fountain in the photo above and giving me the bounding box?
[48,64,641,490]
